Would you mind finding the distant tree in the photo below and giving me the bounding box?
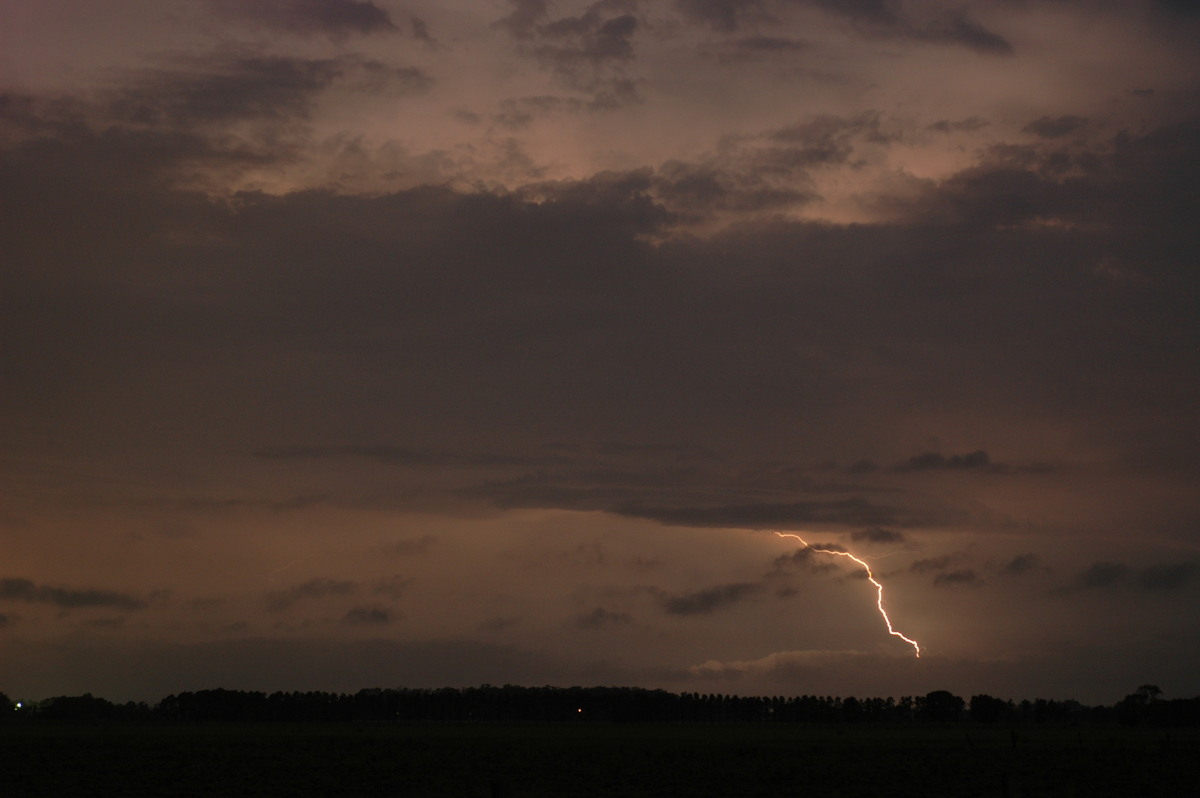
[1136,684,1162,703]
[37,693,119,720]
[120,700,154,720]
[157,689,270,722]
[1155,697,1200,727]
[26,683,1200,728]
[1115,684,1164,726]
[969,694,1007,723]
[919,690,965,723]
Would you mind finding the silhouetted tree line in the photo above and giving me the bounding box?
[3,684,1198,726]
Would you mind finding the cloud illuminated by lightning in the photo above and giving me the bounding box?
[775,531,921,658]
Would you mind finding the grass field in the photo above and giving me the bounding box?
[3,721,1197,797]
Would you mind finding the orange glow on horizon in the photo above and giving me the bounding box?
[775,531,922,658]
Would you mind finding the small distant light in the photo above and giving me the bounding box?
[577,708,582,713]
[14,702,21,709]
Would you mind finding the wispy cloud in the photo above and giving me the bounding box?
[0,578,145,611]
[655,582,764,616]
[266,578,356,611]
[205,0,398,38]
[574,606,634,629]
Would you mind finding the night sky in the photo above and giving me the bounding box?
[2,0,1198,705]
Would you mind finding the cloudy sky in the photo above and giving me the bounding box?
[2,0,1198,705]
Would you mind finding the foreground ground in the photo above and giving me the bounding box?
[3,721,1197,797]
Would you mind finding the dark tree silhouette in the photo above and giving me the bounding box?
[969,694,1008,723]
[6,683,1200,726]
[919,690,965,722]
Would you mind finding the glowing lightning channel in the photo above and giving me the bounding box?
[775,531,921,658]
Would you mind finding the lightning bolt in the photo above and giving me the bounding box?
[775,531,921,658]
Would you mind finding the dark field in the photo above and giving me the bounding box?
[3,721,1197,797]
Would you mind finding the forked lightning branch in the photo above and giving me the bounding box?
[775,532,922,658]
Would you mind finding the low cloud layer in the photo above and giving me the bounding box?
[657,582,765,616]
[206,0,399,37]
[1065,560,1200,594]
[0,579,146,612]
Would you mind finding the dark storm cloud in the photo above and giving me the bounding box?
[772,547,840,574]
[341,605,394,624]
[409,16,435,43]
[111,57,344,126]
[4,67,1199,525]
[650,161,815,215]
[495,0,642,105]
[738,35,807,53]
[902,120,1200,233]
[110,56,430,127]
[770,110,898,152]
[84,617,127,629]
[1023,115,1088,139]
[494,0,551,39]
[266,578,356,611]
[1077,561,1131,590]
[1057,560,1200,594]
[676,1,1010,54]
[675,0,768,31]
[657,582,763,615]
[618,498,902,529]
[574,606,634,629]
[850,527,906,544]
[6,173,1187,478]
[895,450,992,472]
[805,0,897,26]
[1000,553,1041,577]
[0,55,430,207]
[902,11,1013,55]
[494,95,589,127]
[373,576,413,600]
[750,540,874,586]
[927,116,989,133]
[0,578,146,611]
[539,12,639,63]
[806,542,848,553]
[803,1,1012,54]
[707,35,809,61]
[644,110,900,216]
[206,0,398,37]
[909,556,953,574]
[0,93,259,203]
[1137,562,1199,592]
[344,61,434,95]
[456,442,880,523]
[459,445,968,531]
[1156,0,1200,17]
[933,569,980,587]
[586,78,643,110]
